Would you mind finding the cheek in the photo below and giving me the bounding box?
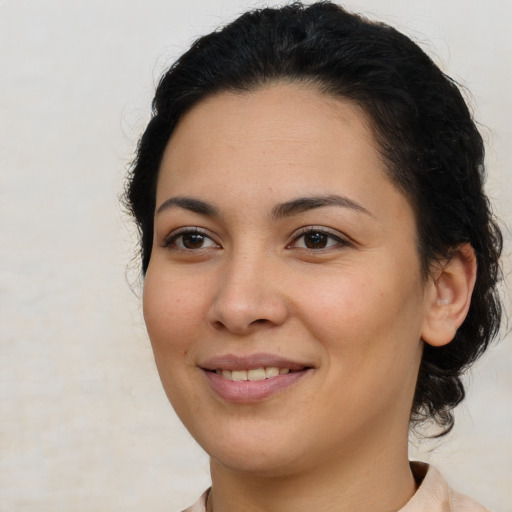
[297,271,380,340]
[299,268,423,367]
[142,270,207,410]
[303,275,423,422]
[142,269,205,355]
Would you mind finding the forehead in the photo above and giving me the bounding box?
[157,83,389,201]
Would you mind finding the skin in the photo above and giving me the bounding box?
[143,83,476,512]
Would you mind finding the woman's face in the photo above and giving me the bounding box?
[143,84,433,476]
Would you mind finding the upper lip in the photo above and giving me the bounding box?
[199,353,312,372]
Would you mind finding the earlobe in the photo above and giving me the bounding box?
[421,243,477,347]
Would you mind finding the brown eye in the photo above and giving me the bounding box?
[181,233,207,249]
[289,228,346,251]
[165,229,219,250]
[303,231,329,249]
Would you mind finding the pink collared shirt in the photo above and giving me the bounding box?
[181,462,491,512]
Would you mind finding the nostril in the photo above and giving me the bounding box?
[210,317,272,332]
[210,319,226,330]
[206,292,289,333]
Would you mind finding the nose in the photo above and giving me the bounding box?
[206,252,289,334]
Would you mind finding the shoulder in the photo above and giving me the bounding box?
[180,488,210,512]
[450,486,492,512]
[180,466,491,512]
[401,462,491,512]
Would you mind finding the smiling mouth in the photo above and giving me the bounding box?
[213,367,293,381]
[201,354,313,402]
[204,362,312,403]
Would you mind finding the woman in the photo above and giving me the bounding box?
[125,2,502,511]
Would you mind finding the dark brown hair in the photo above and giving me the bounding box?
[125,1,502,434]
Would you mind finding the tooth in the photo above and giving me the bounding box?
[279,368,290,375]
[247,368,266,381]
[231,370,248,381]
[265,367,279,378]
[216,369,222,375]
[222,370,232,379]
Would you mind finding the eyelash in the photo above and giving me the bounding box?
[163,228,219,251]
[163,226,350,253]
[288,226,349,252]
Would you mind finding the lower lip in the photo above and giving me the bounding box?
[203,370,310,403]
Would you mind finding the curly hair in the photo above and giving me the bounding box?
[125,1,502,434]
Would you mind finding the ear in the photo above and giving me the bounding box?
[421,243,477,347]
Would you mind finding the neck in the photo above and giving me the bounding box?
[207,428,416,512]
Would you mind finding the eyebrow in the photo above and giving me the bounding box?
[156,194,371,219]
[271,194,372,219]
[156,196,219,217]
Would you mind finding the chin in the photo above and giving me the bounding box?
[210,446,306,478]
[192,422,309,477]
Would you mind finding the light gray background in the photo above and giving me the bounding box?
[1,1,511,511]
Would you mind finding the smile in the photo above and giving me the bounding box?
[214,367,291,381]
[200,354,314,403]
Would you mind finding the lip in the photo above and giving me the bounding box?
[200,353,314,403]
[199,353,311,372]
